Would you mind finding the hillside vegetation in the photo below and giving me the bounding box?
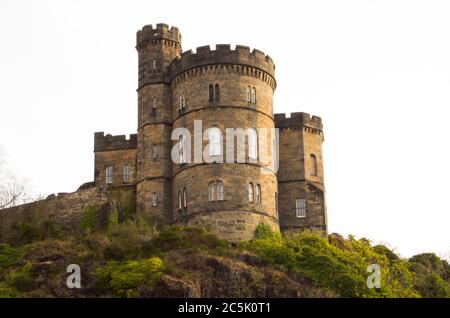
[0,201,449,298]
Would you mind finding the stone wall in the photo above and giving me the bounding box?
[0,187,109,242]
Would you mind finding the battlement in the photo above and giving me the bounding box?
[274,112,323,130]
[169,44,276,79]
[94,132,137,152]
[136,23,182,48]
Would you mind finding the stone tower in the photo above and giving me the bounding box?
[135,24,181,223]
[93,23,327,241]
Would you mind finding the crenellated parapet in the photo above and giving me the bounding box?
[169,44,276,81]
[136,23,182,50]
[275,112,323,132]
[94,132,137,152]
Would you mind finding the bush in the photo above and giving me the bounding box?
[0,243,23,270]
[80,204,98,231]
[94,257,163,297]
[6,262,36,292]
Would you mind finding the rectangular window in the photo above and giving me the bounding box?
[179,135,186,164]
[183,188,187,208]
[256,184,261,203]
[296,199,306,218]
[217,181,223,201]
[152,193,158,207]
[153,145,157,159]
[178,191,182,210]
[208,182,215,201]
[123,164,131,183]
[105,166,113,184]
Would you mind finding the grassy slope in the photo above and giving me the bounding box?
[0,216,449,298]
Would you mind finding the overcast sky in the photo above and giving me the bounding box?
[0,0,449,258]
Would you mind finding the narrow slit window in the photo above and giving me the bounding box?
[209,127,221,156]
[178,191,182,210]
[179,135,186,164]
[183,188,187,208]
[251,87,256,103]
[246,86,251,102]
[209,84,214,102]
[214,84,220,102]
[248,128,258,159]
[310,154,318,177]
[152,193,158,207]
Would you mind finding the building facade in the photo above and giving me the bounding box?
[93,23,327,241]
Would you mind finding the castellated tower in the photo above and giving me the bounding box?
[135,24,182,223]
[93,23,327,241]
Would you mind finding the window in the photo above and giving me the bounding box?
[246,86,251,102]
[152,59,156,71]
[209,127,221,156]
[152,97,157,110]
[152,193,158,207]
[123,164,131,183]
[310,154,318,177]
[153,145,157,159]
[214,84,220,102]
[209,84,214,102]
[217,181,224,201]
[178,191,182,210]
[248,128,258,159]
[248,183,254,202]
[251,87,256,103]
[179,135,186,164]
[256,184,261,204]
[183,188,187,208]
[179,93,186,110]
[275,193,278,212]
[209,84,220,102]
[296,199,306,218]
[105,166,113,184]
[208,182,215,201]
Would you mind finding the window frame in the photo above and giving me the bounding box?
[105,166,113,184]
[295,199,307,218]
[248,183,254,203]
[123,164,131,183]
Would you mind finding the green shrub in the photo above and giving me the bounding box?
[94,257,163,297]
[6,262,36,292]
[80,204,98,231]
[0,282,19,298]
[0,243,23,270]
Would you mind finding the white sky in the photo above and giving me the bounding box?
[0,0,449,259]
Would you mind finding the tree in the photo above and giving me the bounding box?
[0,148,30,209]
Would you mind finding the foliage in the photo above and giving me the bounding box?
[0,282,19,298]
[242,223,420,298]
[80,204,98,231]
[0,243,23,270]
[93,257,163,297]
[409,253,450,297]
[5,262,36,292]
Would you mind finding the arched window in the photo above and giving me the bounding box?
[208,182,215,201]
[248,183,254,202]
[246,86,251,102]
[256,184,261,203]
[310,154,318,176]
[178,191,182,210]
[251,87,256,103]
[179,93,186,110]
[214,84,220,102]
[209,84,214,102]
[209,127,221,156]
[248,128,258,159]
[179,135,186,164]
[217,181,224,201]
[183,188,187,208]
[152,193,158,207]
[152,97,157,110]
